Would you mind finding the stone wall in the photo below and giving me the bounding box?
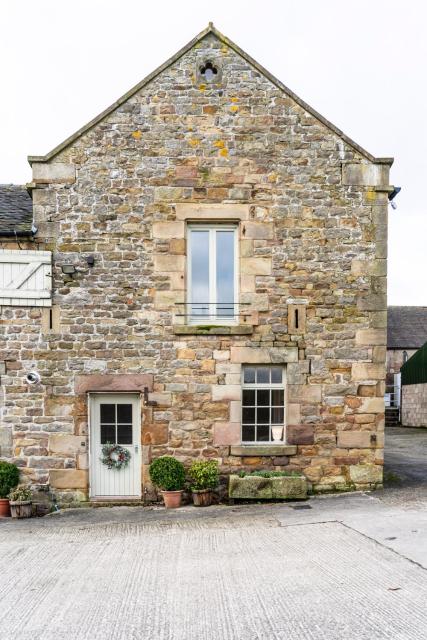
[0,31,390,502]
[386,349,416,384]
[401,384,427,427]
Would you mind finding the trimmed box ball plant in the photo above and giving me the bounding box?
[188,460,219,507]
[149,456,185,508]
[9,485,32,519]
[0,461,19,517]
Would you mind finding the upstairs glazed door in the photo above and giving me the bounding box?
[89,394,141,499]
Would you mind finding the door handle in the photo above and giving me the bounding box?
[134,445,139,453]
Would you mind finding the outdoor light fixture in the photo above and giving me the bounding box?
[388,186,401,210]
[61,264,76,275]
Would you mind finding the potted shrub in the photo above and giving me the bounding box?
[188,459,219,507]
[149,456,185,508]
[8,485,33,519]
[0,461,19,517]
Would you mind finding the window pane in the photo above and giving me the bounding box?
[271,368,282,384]
[271,407,284,424]
[190,230,210,318]
[242,407,255,424]
[244,367,255,384]
[257,389,270,406]
[257,424,269,442]
[117,424,133,445]
[117,404,132,424]
[256,367,270,384]
[216,230,235,318]
[271,389,284,406]
[257,407,270,424]
[100,404,115,423]
[242,424,255,442]
[100,423,115,444]
[242,389,255,405]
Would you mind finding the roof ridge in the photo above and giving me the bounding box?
[28,23,392,166]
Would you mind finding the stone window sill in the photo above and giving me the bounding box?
[173,324,254,336]
[230,445,297,457]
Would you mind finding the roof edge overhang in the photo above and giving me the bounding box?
[28,23,393,167]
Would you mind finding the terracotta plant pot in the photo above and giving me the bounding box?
[192,489,212,507]
[161,490,183,509]
[10,501,32,519]
[0,499,11,518]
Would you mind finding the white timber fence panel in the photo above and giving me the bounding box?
[0,250,52,307]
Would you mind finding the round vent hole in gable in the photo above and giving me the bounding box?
[200,61,218,82]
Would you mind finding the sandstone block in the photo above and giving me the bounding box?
[288,385,322,403]
[229,400,241,422]
[286,424,315,445]
[230,346,298,364]
[75,374,153,394]
[351,363,385,381]
[77,453,89,470]
[349,464,383,485]
[242,222,273,239]
[351,259,386,277]
[49,469,88,489]
[175,203,249,221]
[342,163,389,186]
[32,162,76,184]
[337,431,372,448]
[49,435,86,456]
[152,221,184,238]
[212,385,241,402]
[356,397,384,413]
[153,254,185,272]
[355,329,386,346]
[213,422,240,445]
[241,257,271,276]
[142,423,168,445]
[287,403,301,424]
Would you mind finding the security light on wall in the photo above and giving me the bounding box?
[61,264,76,275]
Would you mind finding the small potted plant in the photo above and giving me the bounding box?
[0,461,19,517]
[188,459,219,507]
[149,456,185,508]
[9,485,33,519]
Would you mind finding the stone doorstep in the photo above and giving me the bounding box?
[230,445,297,456]
[173,325,253,335]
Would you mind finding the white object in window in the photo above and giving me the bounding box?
[187,224,238,324]
[241,365,286,444]
[0,250,52,307]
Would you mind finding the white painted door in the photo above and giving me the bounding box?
[89,394,141,499]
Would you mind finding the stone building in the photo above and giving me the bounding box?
[0,24,393,504]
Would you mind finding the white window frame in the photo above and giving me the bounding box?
[241,365,286,444]
[187,223,238,325]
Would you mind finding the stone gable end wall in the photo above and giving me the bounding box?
[0,33,389,503]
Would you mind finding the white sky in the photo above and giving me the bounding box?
[2,0,426,305]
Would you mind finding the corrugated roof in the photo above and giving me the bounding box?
[0,184,33,234]
[387,306,427,349]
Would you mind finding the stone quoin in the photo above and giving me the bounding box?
[0,24,393,505]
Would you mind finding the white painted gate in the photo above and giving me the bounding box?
[89,394,141,499]
[0,250,52,306]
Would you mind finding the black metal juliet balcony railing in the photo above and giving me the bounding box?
[175,302,251,323]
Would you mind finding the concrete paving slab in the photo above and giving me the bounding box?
[1,507,427,639]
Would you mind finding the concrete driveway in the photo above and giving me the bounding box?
[1,427,426,640]
[384,426,427,493]
[1,490,427,640]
